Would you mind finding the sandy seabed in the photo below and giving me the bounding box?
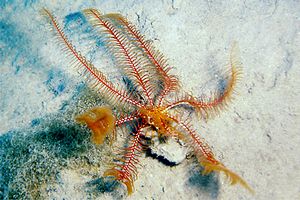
[0,1,299,199]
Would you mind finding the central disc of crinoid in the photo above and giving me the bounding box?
[139,106,172,132]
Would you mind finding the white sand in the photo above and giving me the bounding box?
[0,1,299,199]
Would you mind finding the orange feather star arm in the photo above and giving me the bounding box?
[164,44,242,119]
[104,127,144,195]
[200,160,254,194]
[83,8,156,106]
[101,13,180,105]
[115,113,140,127]
[42,8,143,109]
[170,116,253,193]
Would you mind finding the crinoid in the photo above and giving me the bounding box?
[42,8,253,195]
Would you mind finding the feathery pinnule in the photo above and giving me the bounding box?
[101,12,180,104]
[83,9,156,106]
[164,43,242,120]
[42,8,143,109]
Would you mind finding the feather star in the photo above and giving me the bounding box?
[42,8,254,195]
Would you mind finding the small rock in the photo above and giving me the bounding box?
[149,138,188,165]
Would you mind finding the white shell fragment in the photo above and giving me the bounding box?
[150,138,188,165]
